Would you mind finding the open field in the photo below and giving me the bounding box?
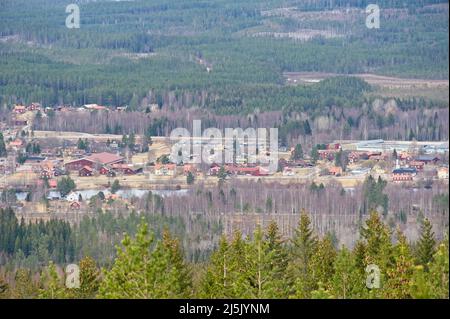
[284,72,449,88]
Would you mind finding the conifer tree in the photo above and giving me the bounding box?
[245,224,288,298]
[0,273,8,298]
[199,236,231,298]
[0,132,6,157]
[38,262,69,299]
[310,234,337,290]
[415,218,436,268]
[76,256,101,299]
[12,268,38,299]
[360,212,393,290]
[384,230,414,298]
[98,221,191,298]
[427,241,449,298]
[288,211,317,298]
[331,246,366,299]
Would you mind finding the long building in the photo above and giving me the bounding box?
[65,152,124,171]
[346,139,449,154]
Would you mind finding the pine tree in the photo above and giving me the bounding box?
[98,221,191,298]
[359,212,394,298]
[0,132,7,157]
[415,218,436,268]
[76,256,101,299]
[410,265,434,298]
[384,230,414,298]
[263,222,289,298]
[288,211,317,298]
[12,268,38,299]
[310,234,337,290]
[38,262,69,299]
[244,224,288,298]
[331,246,366,299]
[151,229,192,298]
[199,236,231,298]
[427,241,449,298]
[361,212,393,273]
[0,272,8,298]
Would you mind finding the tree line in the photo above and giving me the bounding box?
[0,211,448,299]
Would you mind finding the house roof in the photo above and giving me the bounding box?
[155,163,176,170]
[416,155,439,161]
[393,168,417,174]
[81,165,93,172]
[84,152,124,165]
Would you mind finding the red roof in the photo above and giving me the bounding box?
[48,179,57,188]
[84,152,124,165]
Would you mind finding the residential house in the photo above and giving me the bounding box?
[13,105,27,114]
[79,166,93,177]
[111,163,136,175]
[66,192,80,202]
[329,166,343,176]
[415,155,440,165]
[409,161,425,170]
[437,167,449,180]
[154,163,176,176]
[70,201,81,210]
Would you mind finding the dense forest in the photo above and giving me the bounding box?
[0,211,448,299]
[0,0,448,109]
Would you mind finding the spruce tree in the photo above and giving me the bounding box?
[0,132,7,157]
[415,218,436,268]
[288,211,317,298]
[77,256,101,299]
[310,234,337,290]
[384,230,414,298]
[38,262,69,299]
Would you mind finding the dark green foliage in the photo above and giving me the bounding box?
[0,132,7,157]
[57,176,76,197]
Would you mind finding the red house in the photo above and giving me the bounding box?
[111,164,136,175]
[65,152,124,171]
[79,166,93,177]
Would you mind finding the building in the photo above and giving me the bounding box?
[13,105,27,114]
[66,192,80,202]
[437,167,449,180]
[318,149,339,161]
[8,139,24,151]
[154,163,176,176]
[83,104,108,111]
[183,164,198,175]
[111,163,136,175]
[282,167,294,176]
[211,164,269,176]
[28,103,41,111]
[392,168,417,182]
[329,166,343,176]
[415,155,440,165]
[70,201,81,210]
[79,166,93,177]
[65,152,125,171]
[409,161,425,170]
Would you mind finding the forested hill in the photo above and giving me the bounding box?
[0,0,448,110]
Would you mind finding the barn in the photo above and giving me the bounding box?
[65,152,124,171]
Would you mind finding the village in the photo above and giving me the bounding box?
[0,102,449,221]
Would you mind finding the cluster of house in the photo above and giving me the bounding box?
[209,163,270,176]
[13,103,133,115]
[64,152,142,177]
[391,155,446,182]
[12,103,42,114]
